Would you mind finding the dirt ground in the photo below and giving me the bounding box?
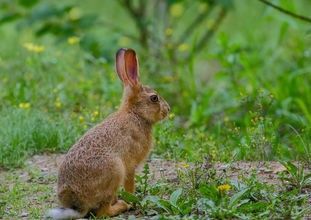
[0,153,296,191]
[24,154,291,185]
[1,154,310,219]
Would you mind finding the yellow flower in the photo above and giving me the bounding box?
[162,76,174,83]
[167,43,173,49]
[54,101,62,108]
[92,110,99,117]
[169,113,175,119]
[67,36,80,45]
[19,102,31,109]
[170,3,184,18]
[217,184,231,192]
[68,7,81,20]
[210,149,217,160]
[178,43,189,52]
[23,43,45,53]
[206,19,214,29]
[165,28,173,37]
[79,116,85,123]
[118,36,131,47]
[180,163,190,168]
[198,3,208,13]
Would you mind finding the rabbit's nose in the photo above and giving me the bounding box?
[167,106,170,112]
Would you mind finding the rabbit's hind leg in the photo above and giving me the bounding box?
[95,157,129,217]
[124,170,135,193]
[95,200,130,217]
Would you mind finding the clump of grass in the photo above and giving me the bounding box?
[0,168,56,219]
[0,0,310,168]
[121,162,311,219]
[1,156,310,219]
[0,108,81,168]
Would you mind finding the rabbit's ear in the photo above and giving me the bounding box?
[124,49,140,87]
[116,48,129,84]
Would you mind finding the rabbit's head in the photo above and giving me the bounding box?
[116,48,170,124]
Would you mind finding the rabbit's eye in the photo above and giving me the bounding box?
[150,95,158,102]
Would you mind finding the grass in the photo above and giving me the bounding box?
[1,158,310,219]
[0,167,56,219]
[0,0,311,218]
[0,1,310,167]
[0,108,80,168]
[0,32,310,167]
[127,163,310,219]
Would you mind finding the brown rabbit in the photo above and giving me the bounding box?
[46,48,170,219]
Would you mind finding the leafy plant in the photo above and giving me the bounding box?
[279,161,311,192]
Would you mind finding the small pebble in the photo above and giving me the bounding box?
[41,167,49,172]
[20,212,28,217]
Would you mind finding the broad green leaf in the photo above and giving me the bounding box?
[281,161,298,176]
[141,195,159,206]
[158,199,173,213]
[197,198,215,209]
[229,188,249,208]
[120,191,140,204]
[169,188,183,205]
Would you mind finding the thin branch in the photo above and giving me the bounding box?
[117,0,149,47]
[258,0,311,23]
[139,0,147,17]
[194,8,227,53]
[176,5,215,46]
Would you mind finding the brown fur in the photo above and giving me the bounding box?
[56,48,170,218]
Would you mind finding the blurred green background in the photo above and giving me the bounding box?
[0,0,310,168]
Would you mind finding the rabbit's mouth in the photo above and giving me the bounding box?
[160,109,170,120]
[161,111,168,119]
[160,104,170,120]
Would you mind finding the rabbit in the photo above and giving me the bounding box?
[46,48,170,219]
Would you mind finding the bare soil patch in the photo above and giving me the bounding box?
[1,154,309,219]
[24,154,291,185]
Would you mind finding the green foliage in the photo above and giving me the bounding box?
[0,108,80,168]
[118,162,311,219]
[0,167,56,218]
[279,161,311,192]
[0,1,310,219]
[1,158,310,219]
[0,0,310,168]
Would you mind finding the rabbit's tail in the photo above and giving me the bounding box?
[46,207,85,220]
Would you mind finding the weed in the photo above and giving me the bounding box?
[0,108,80,168]
[279,161,311,192]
